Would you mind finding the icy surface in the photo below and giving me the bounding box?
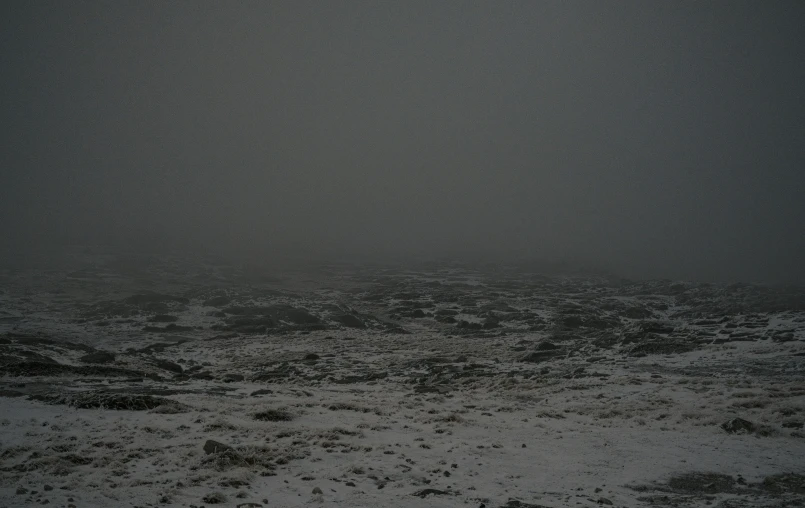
[1,252,804,507]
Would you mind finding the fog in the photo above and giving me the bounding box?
[2,2,804,283]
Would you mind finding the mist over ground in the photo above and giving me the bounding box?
[2,2,804,284]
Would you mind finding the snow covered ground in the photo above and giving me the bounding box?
[1,252,804,507]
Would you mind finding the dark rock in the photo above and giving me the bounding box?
[143,324,194,333]
[597,498,613,505]
[562,316,584,328]
[153,360,183,374]
[414,385,451,394]
[0,389,25,397]
[628,342,695,356]
[252,365,301,382]
[148,314,179,323]
[283,307,321,325]
[0,361,141,378]
[136,341,187,354]
[202,492,227,504]
[721,417,755,434]
[624,307,653,319]
[331,371,387,384]
[203,440,234,455]
[639,321,675,334]
[125,293,189,306]
[63,391,185,411]
[483,317,500,329]
[667,472,736,493]
[254,409,294,422]
[0,349,58,365]
[584,317,619,330]
[334,314,365,328]
[303,353,320,361]
[519,350,561,363]
[535,341,560,351]
[79,351,116,364]
[411,309,426,318]
[762,473,805,495]
[457,320,482,330]
[500,500,552,508]
[412,488,450,497]
[218,316,274,334]
[221,373,245,383]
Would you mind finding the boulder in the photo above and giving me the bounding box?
[335,314,365,328]
[203,440,235,455]
[721,417,755,434]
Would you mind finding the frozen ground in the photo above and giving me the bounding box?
[1,250,804,507]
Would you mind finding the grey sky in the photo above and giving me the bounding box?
[2,1,804,283]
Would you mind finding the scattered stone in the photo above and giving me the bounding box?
[412,488,450,497]
[667,472,736,493]
[254,409,294,422]
[203,440,235,455]
[50,391,187,411]
[762,473,805,494]
[312,487,323,494]
[500,500,552,508]
[203,492,227,504]
[721,417,755,434]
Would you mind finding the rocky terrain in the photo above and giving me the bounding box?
[1,249,804,507]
